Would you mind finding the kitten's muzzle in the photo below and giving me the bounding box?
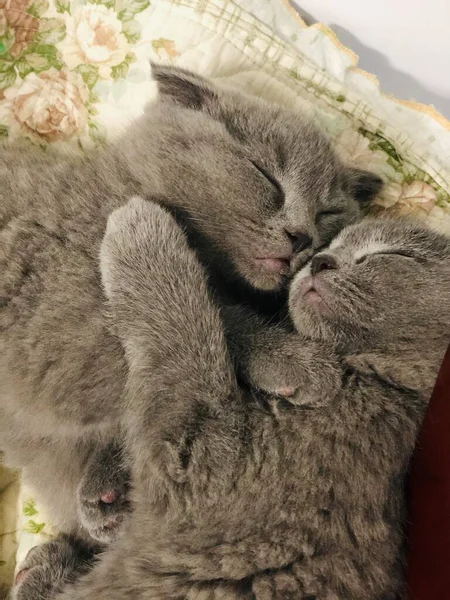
[290,271,333,314]
[255,230,312,276]
[255,257,290,275]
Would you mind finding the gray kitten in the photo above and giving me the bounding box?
[13,199,449,600]
[0,65,380,547]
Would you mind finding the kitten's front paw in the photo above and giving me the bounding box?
[99,195,196,352]
[99,196,187,333]
[247,336,340,408]
[11,537,93,600]
[77,444,131,544]
[100,196,181,299]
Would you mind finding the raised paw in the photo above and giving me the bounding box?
[100,195,184,301]
[11,536,94,600]
[77,443,131,544]
[99,196,189,330]
[99,195,207,356]
[246,334,340,408]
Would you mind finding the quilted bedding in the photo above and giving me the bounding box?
[1,0,450,589]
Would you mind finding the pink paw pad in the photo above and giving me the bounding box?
[275,387,296,398]
[100,490,118,504]
[15,568,31,587]
[104,515,123,529]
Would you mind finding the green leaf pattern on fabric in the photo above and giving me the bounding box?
[116,0,151,22]
[23,499,38,518]
[36,18,67,45]
[55,0,71,14]
[24,520,46,535]
[27,0,50,19]
[75,63,100,89]
[0,29,15,57]
[0,67,16,89]
[122,19,141,44]
[19,495,59,541]
[0,0,157,149]
[111,51,136,80]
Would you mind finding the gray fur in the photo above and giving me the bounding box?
[76,442,131,543]
[0,65,380,547]
[11,536,95,599]
[15,199,448,600]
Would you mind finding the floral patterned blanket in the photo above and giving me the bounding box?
[1,0,449,590]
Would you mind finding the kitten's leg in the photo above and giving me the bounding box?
[223,304,340,406]
[99,196,239,480]
[34,198,241,599]
[76,442,131,544]
[11,536,96,600]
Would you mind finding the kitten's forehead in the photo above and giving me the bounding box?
[329,219,414,253]
[353,240,392,260]
[329,218,450,259]
[329,233,392,258]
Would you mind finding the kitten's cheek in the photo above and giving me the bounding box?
[289,275,312,313]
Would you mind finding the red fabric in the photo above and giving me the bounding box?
[407,345,450,600]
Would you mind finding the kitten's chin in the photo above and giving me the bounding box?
[289,275,332,316]
[250,274,285,292]
[290,308,330,341]
[241,262,288,292]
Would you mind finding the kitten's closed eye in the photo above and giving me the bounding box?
[355,250,419,265]
[250,160,284,210]
[316,208,345,222]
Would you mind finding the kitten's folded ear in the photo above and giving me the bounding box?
[345,351,442,399]
[343,167,384,205]
[151,63,218,111]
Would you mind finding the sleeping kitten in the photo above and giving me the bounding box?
[13,199,449,600]
[0,65,381,547]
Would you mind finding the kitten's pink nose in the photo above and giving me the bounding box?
[100,490,118,504]
[311,254,337,275]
